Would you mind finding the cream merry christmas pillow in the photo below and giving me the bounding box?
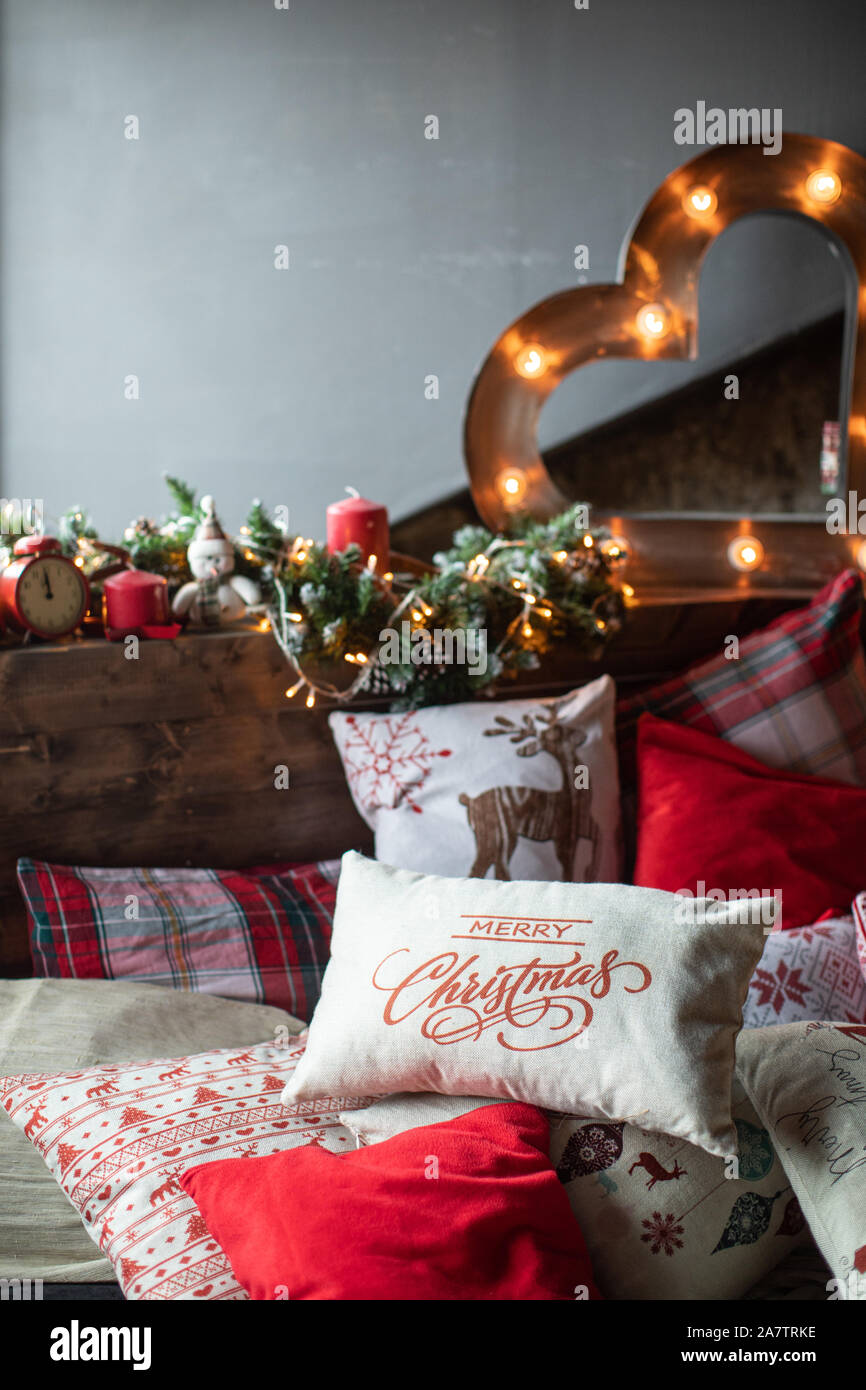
[283,853,774,1157]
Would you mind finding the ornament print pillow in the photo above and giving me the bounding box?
[742,913,866,1028]
[341,1086,813,1301]
[329,675,620,882]
[737,1020,866,1300]
[283,852,774,1157]
[0,1036,369,1301]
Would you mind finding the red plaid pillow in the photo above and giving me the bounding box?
[617,569,866,789]
[17,859,340,1022]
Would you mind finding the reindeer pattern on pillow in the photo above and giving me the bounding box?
[459,699,599,880]
[328,674,621,885]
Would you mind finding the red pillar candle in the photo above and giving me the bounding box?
[326,490,389,573]
[102,569,180,641]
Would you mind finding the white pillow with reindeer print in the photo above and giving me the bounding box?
[328,674,621,883]
[283,852,775,1157]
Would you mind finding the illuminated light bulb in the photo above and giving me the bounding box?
[305,691,316,709]
[583,534,594,549]
[411,609,424,622]
[805,169,842,205]
[497,468,527,504]
[74,555,85,568]
[553,550,568,563]
[285,679,304,699]
[524,594,537,605]
[726,535,765,572]
[344,653,357,663]
[366,553,378,572]
[621,583,635,599]
[636,303,669,339]
[244,550,255,561]
[258,618,270,632]
[355,652,368,664]
[601,535,628,561]
[521,622,533,639]
[513,343,548,379]
[288,611,303,623]
[595,619,608,633]
[537,606,552,618]
[240,526,251,536]
[683,185,718,218]
[511,578,525,590]
[421,602,433,617]
[295,549,307,563]
[383,571,394,583]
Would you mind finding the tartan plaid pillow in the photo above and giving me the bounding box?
[17,859,340,1022]
[617,568,866,789]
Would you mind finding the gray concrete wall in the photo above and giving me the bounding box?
[1,0,863,540]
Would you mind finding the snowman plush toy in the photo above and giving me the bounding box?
[171,495,260,627]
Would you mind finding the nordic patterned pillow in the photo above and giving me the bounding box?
[1,1035,370,1301]
[742,911,866,1029]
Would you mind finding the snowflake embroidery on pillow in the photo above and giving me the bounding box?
[641,1212,684,1256]
[340,713,451,814]
[799,924,835,944]
[749,960,810,1015]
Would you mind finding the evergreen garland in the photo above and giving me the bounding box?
[52,478,630,709]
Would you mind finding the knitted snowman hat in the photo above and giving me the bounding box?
[187,496,234,574]
[193,495,228,543]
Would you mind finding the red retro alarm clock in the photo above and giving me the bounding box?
[0,535,90,639]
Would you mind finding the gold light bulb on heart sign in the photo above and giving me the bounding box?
[683,185,718,218]
[636,304,669,340]
[513,344,548,379]
[805,169,842,205]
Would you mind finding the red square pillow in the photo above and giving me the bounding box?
[633,714,866,929]
[180,1101,600,1301]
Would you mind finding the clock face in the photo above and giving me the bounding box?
[16,557,88,635]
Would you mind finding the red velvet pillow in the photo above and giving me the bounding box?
[180,1101,600,1301]
[633,714,866,928]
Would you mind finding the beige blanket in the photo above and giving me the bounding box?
[0,977,304,1282]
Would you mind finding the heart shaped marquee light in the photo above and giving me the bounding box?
[463,134,866,597]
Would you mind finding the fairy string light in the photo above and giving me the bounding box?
[54,480,632,710]
[263,503,632,709]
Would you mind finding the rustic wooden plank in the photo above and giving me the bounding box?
[0,626,296,735]
[0,713,348,799]
[0,787,372,876]
[0,597,804,737]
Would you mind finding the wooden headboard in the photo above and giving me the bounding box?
[0,592,809,975]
